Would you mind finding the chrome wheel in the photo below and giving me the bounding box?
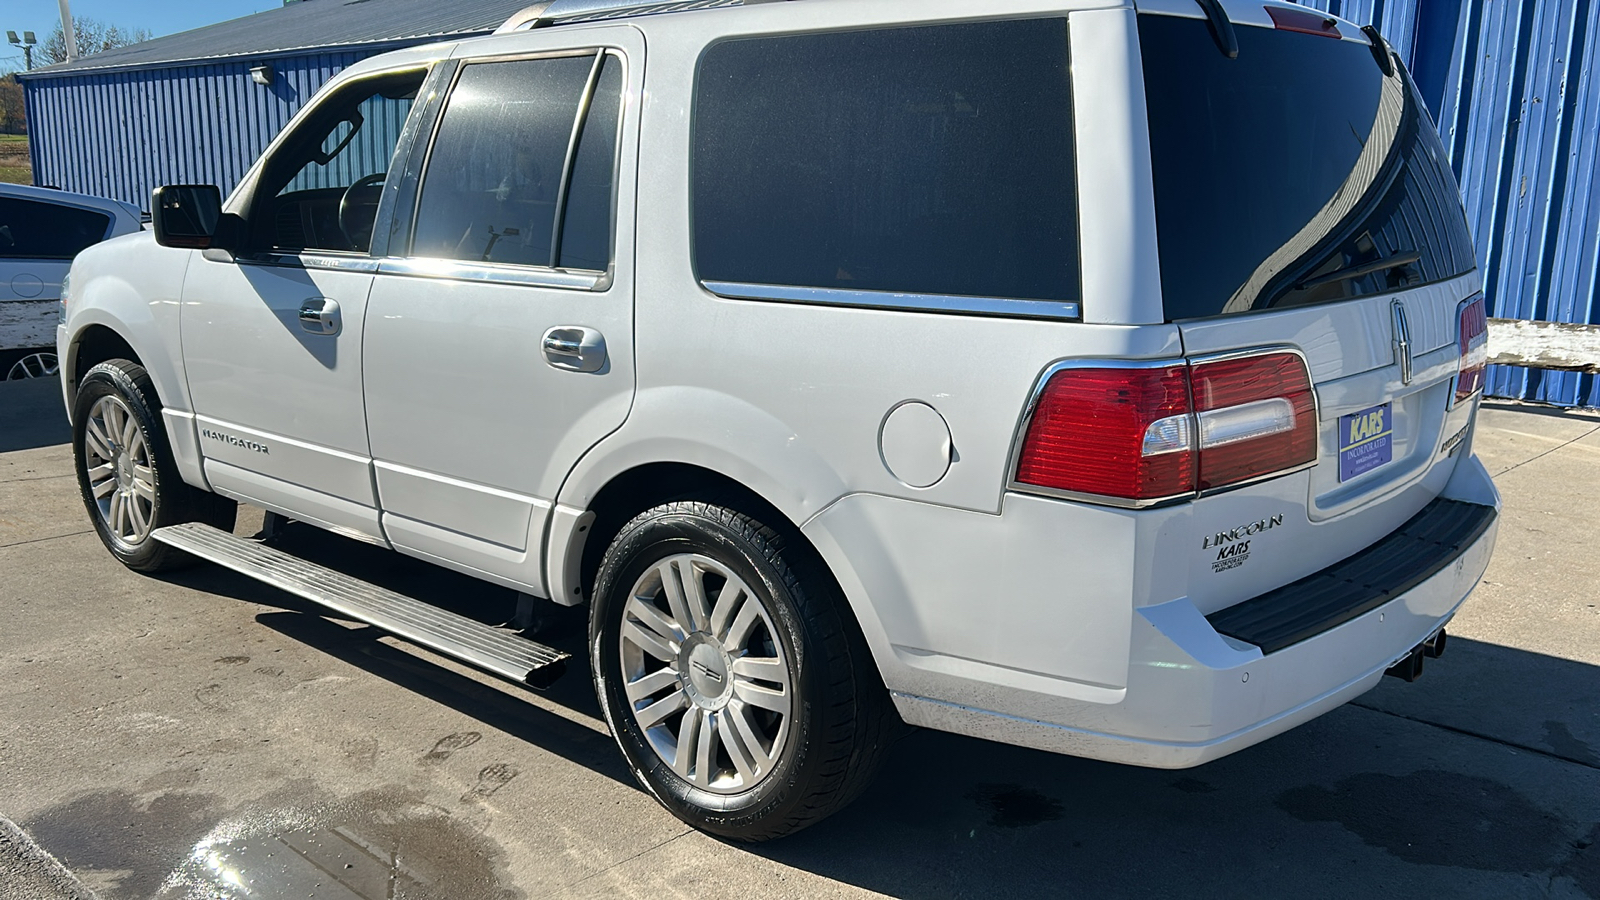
[619,553,792,794]
[6,351,58,380]
[83,394,156,546]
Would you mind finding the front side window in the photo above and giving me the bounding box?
[0,198,111,259]
[692,19,1080,305]
[250,68,425,255]
[410,52,622,271]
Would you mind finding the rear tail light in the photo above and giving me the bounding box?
[1191,353,1318,490]
[1014,351,1317,506]
[1456,295,1489,404]
[1013,365,1194,502]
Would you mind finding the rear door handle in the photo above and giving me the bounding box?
[299,297,341,335]
[542,326,607,373]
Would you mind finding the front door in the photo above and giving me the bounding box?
[362,31,641,595]
[182,65,429,541]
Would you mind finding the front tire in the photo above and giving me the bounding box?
[591,501,892,841]
[72,359,235,572]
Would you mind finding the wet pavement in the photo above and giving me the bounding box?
[3,375,1600,899]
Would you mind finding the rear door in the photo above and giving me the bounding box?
[1135,8,1483,593]
[361,29,640,596]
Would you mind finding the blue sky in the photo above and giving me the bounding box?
[4,0,270,71]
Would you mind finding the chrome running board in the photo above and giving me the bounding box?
[151,522,568,688]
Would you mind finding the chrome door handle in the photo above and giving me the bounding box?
[299,297,341,335]
[542,326,606,373]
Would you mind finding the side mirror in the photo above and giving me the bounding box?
[152,184,234,251]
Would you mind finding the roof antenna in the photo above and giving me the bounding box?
[1193,0,1239,59]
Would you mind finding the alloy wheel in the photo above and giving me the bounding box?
[619,553,793,794]
[6,352,59,380]
[82,394,157,545]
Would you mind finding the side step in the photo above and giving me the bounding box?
[152,522,568,688]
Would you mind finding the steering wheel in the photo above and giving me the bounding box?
[338,172,387,251]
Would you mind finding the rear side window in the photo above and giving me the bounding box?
[1140,15,1478,320]
[693,19,1080,305]
[412,53,622,271]
[0,198,111,259]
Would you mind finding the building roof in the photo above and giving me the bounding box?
[19,0,535,79]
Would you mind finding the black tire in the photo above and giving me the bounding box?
[72,359,236,572]
[590,501,894,841]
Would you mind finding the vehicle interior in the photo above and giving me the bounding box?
[247,69,425,255]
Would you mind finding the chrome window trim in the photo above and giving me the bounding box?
[378,256,605,291]
[241,252,381,274]
[702,282,1082,321]
[1004,346,1323,510]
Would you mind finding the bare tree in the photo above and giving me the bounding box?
[0,75,25,133]
[42,17,152,65]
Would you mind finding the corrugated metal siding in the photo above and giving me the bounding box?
[22,0,529,77]
[1298,0,1600,406]
[19,1,1600,405]
[22,49,401,210]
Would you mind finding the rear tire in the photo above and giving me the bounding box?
[590,501,893,841]
[72,359,235,572]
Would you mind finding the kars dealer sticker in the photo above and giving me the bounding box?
[1339,402,1393,482]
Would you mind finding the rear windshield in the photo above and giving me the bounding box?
[1140,15,1478,321]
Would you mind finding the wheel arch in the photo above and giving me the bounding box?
[558,458,898,715]
[69,323,142,398]
[543,389,895,684]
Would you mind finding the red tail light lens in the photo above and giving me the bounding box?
[1014,352,1319,505]
[1014,366,1194,501]
[1456,295,1488,403]
[1191,353,1318,490]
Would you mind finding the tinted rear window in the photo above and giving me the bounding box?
[1140,15,1477,321]
[0,198,111,259]
[693,19,1079,305]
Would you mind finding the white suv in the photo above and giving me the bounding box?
[57,0,1500,840]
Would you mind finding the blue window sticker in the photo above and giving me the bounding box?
[1339,403,1393,482]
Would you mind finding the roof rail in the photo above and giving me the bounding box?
[495,0,773,34]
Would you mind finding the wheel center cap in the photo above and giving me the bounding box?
[114,454,133,490]
[679,635,733,710]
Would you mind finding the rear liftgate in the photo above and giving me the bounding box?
[151,522,569,688]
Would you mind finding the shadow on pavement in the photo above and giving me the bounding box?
[155,521,1600,897]
[0,378,70,453]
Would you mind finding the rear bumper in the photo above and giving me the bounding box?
[881,453,1500,768]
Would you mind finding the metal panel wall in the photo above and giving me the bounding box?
[22,3,1600,405]
[22,49,400,211]
[1298,0,1600,406]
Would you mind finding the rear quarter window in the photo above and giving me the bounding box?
[692,18,1080,306]
[0,197,112,259]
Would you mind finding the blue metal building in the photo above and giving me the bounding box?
[18,0,1600,406]
[17,0,529,210]
[1296,0,1600,407]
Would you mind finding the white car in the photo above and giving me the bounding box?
[57,0,1500,841]
[0,182,141,380]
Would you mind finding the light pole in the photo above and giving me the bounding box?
[56,0,77,62]
[5,30,35,70]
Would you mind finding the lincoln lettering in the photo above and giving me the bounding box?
[1202,514,1284,550]
[201,428,269,454]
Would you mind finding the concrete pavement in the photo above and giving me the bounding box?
[2,375,1598,899]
